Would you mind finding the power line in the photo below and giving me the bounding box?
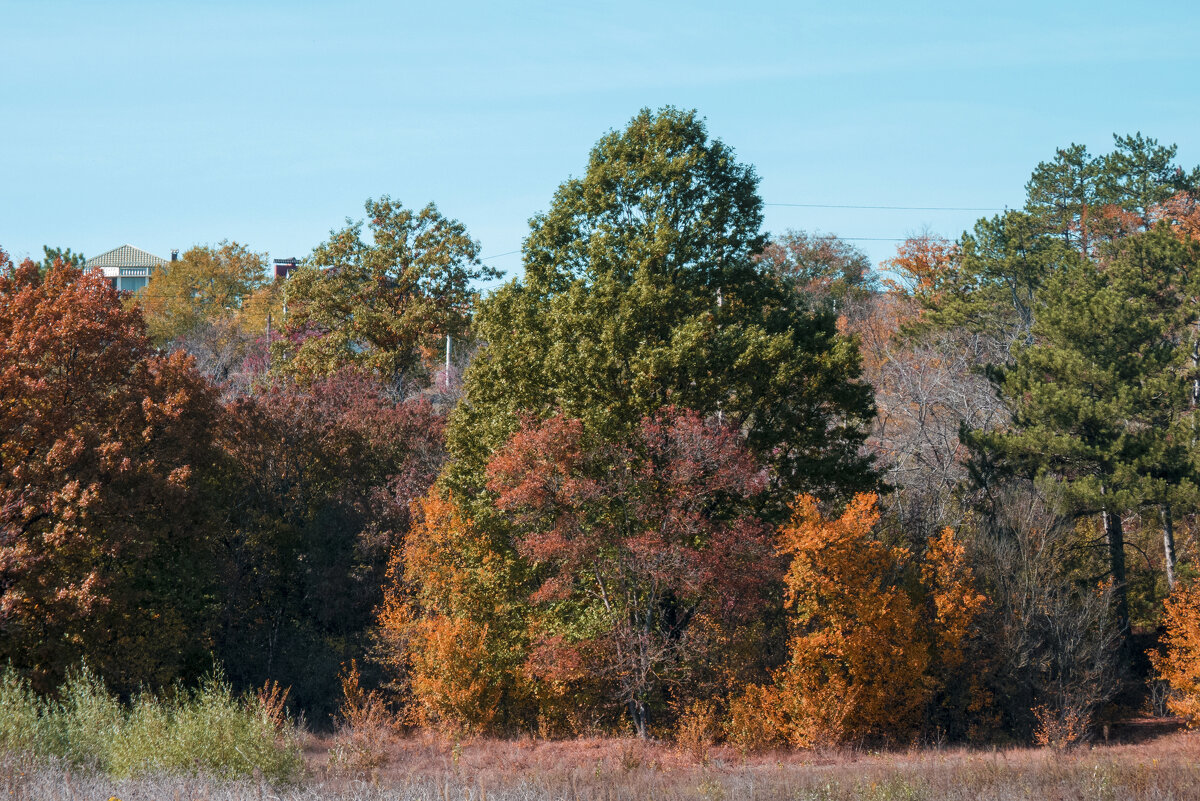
[765,202,1005,212]
[480,249,520,261]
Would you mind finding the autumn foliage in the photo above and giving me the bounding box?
[486,410,776,737]
[377,491,523,733]
[0,256,225,691]
[1151,574,1200,726]
[379,409,778,736]
[6,119,1200,754]
[773,493,928,746]
[728,493,985,749]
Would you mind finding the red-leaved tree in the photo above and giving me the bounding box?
[485,409,776,737]
[0,253,225,691]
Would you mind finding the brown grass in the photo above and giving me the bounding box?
[5,725,1200,800]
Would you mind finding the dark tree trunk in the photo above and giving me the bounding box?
[1101,505,1131,663]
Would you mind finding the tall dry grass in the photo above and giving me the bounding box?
[3,720,1198,799]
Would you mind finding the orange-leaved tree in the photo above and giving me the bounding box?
[883,232,957,306]
[727,493,987,749]
[0,253,226,692]
[771,492,929,747]
[1151,573,1200,726]
[921,524,989,738]
[376,491,529,732]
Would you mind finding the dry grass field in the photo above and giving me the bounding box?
[4,722,1200,801]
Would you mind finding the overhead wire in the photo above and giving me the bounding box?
[765,202,1006,212]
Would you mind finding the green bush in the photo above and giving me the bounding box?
[0,667,45,753]
[0,665,302,782]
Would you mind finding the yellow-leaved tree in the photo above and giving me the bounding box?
[139,241,268,345]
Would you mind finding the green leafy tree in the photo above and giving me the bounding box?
[40,246,85,274]
[448,107,876,504]
[277,198,497,386]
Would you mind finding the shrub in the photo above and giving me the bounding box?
[108,674,302,781]
[1032,704,1090,751]
[724,684,785,753]
[0,667,46,753]
[327,661,397,776]
[0,665,302,782]
[1151,574,1200,726]
[674,699,720,762]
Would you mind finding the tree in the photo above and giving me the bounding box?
[971,484,1123,746]
[966,225,1200,660]
[277,197,497,387]
[755,229,878,311]
[1098,133,1200,228]
[924,209,1079,345]
[0,254,226,692]
[726,492,987,749]
[390,107,876,736]
[770,493,929,746]
[1025,143,1100,256]
[883,232,957,305]
[447,107,876,506]
[914,134,1197,345]
[140,241,269,346]
[40,246,85,274]
[484,409,776,737]
[217,369,445,717]
[377,491,534,733]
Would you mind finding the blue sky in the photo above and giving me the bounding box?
[3,1,1198,285]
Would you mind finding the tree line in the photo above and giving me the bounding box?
[3,108,1200,746]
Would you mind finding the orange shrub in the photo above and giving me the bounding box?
[1151,575,1200,726]
[725,684,786,753]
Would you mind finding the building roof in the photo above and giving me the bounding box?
[84,244,168,270]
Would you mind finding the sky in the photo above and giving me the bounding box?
[3,0,1199,287]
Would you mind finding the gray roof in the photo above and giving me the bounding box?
[84,244,168,270]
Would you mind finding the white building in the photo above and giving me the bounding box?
[84,244,172,293]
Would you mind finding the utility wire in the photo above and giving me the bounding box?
[480,249,520,261]
[765,202,1005,211]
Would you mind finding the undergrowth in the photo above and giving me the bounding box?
[0,665,302,782]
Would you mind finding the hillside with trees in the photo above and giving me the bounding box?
[3,109,1200,784]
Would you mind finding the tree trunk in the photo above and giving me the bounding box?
[1160,503,1178,591]
[630,697,647,739]
[1101,505,1131,660]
